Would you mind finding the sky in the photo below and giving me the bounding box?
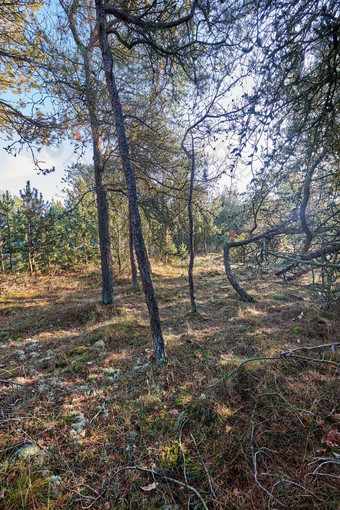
[0,136,252,204]
[0,140,93,202]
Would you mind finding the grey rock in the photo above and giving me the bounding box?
[93,340,105,349]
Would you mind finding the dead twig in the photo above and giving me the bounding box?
[111,465,209,510]
[305,456,340,481]
[190,433,218,503]
[280,343,340,357]
[178,416,189,485]
[0,379,24,387]
[208,344,339,389]
[0,353,14,368]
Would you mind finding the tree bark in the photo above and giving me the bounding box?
[223,243,255,302]
[164,225,169,265]
[116,226,122,273]
[188,135,197,313]
[222,218,294,301]
[96,0,165,364]
[300,159,317,254]
[27,220,34,276]
[93,137,115,304]
[129,206,139,287]
[65,2,114,305]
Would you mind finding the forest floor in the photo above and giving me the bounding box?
[0,255,339,510]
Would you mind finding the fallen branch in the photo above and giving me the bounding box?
[280,343,339,357]
[208,343,339,388]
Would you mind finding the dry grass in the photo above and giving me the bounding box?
[0,255,339,509]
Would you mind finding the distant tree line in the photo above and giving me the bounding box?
[1,0,338,360]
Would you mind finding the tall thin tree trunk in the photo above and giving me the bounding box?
[117,227,122,272]
[188,135,197,313]
[27,223,33,276]
[65,4,114,305]
[96,1,165,364]
[203,231,207,255]
[0,236,5,274]
[129,206,139,287]
[6,213,13,271]
[94,138,115,304]
[164,225,169,265]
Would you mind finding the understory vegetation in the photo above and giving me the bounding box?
[0,0,339,508]
[0,257,339,509]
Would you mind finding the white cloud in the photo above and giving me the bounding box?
[0,141,92,201]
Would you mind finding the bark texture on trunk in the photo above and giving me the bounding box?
[164,225,169,265]
[223,243,254,302]
[93,138,115,304]
[129,206,139,287]
[66,3,114,305]
[188,136,197,313]
[96,1,165,364]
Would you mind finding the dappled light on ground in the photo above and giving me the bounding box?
[0,257,339,509]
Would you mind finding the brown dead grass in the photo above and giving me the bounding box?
[0,255,339,509]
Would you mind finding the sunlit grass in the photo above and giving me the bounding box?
[0,256,339,509]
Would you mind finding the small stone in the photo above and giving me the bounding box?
[103,368,121,378]
[93,340,105,349]
[200,393,207,401]
[16,349,26,361]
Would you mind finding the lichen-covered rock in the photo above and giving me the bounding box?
[15,444,40,459]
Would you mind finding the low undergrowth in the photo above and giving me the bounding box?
[0,256,339,509]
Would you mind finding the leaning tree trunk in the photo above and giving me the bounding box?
[129,206,139,287]
[96,1,165,364]
[223,243,254,302]
[188,135,197,313]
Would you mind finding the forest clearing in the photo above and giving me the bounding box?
[0,257,339,509]
[1,0,339,508]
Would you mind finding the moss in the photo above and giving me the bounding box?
[158,441,182,468]
[308,315,326,324]
[292,326,313,337]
